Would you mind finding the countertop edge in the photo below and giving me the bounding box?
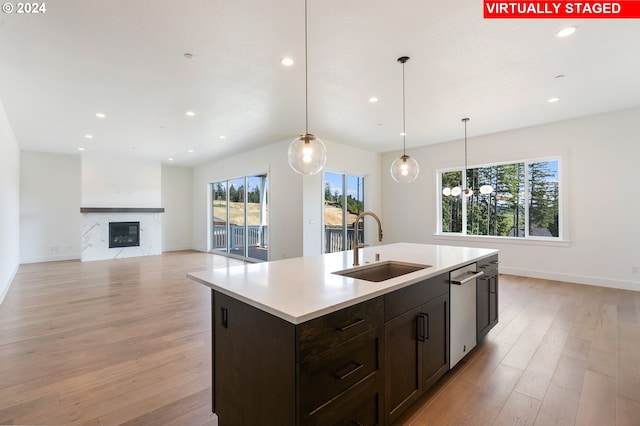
[187,245,499,325]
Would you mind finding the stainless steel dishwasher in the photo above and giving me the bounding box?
[449,264,484,368]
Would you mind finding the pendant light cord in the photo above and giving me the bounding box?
[304,0,309,135]
[402,60,406,156]
[463,118,468,171]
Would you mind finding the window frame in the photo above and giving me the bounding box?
[436,156,566,245]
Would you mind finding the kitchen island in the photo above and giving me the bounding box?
[188,243,499,425]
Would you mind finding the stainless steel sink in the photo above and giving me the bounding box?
[333,261,431,282]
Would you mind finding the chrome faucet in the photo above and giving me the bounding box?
[353,211,383,266]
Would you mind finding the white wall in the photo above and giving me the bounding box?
[162,164,193,251]
[81,153,161,207]
[20,151,81,263]
[18,152,191,263]
[0,100,20,303]
[382,107,640,290]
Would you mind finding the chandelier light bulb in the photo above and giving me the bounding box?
[451,186,462,197]
[480,184,494,195]
[443,187,452,196]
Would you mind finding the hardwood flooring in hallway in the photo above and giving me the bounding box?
[1,251,639,425]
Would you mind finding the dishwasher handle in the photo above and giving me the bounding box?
[450,270,484,285]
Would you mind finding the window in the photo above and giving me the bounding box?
[439,159,560,239]
[211,175,268,261]
[324,172,365,253]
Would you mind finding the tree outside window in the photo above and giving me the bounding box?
[440,160,559,239]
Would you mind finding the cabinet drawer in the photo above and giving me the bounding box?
[297,297,383,362]
[384,273,449,322]
[300,328,382,416]
[302,372,382,426]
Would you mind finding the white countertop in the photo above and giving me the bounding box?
[187,243,498,324]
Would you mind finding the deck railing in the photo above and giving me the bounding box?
[324,227,364,253]
[212,225,268,249]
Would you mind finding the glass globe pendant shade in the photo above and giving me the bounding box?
[390,154,420,183]
[463,187,474,197]
[479,184,494,195]
[442,187,452,196]
[288,133,327,175]
[451,186,462,197]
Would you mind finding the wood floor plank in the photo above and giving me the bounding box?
[492,391,541,426]
[574,370,617,426]
[534,383,580,426]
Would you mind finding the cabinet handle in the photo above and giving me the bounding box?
[417,314,429,342]
[337,318,365,332]
[334,362,364,380]
[450,271,484,285]
[221,307,228,328]
[490,277,496,294]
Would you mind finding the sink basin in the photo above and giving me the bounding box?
[333,261,431,282]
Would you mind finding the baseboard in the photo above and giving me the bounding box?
[0,263,19,305]
[501,266,640,291]
[20,253,81,264]
[162,246,195,252]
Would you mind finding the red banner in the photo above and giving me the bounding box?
[484,1,640,18]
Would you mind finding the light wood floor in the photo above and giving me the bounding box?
[1,251,639,425]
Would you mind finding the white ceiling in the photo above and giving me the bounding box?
[1,0,639,167]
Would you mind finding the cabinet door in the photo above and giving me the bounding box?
[385,306,422,423]
[489,273,499,328]
[477,272,499,341]
[421,293,449,391]
[476,275,491,341]
[213,291,295,425]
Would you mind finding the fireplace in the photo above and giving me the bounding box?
[109,222,140,248]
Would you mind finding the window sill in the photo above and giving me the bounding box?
[433,233,571,247]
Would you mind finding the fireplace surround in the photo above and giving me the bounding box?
[81,207,164,261]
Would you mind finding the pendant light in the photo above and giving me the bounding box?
[445,118,493,197]
[287,0,327,175]
[390,56,419,183]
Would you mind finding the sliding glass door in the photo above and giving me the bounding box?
[211,175,268,261]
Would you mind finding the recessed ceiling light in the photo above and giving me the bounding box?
[369,97,379,103]
[78,147,85,151]
[556,26,576,37]
[95,113,106,118]
[548,97,560,103]
[219,135,227,140]
[186,111,195,117]
[168,157,174,161]
[188,149,194,153]
[184,53,194,59]
[84,134,93,139]
[281,57,294,66]
[400,132,406,136]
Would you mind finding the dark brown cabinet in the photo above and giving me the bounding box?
[212,291,384,426]
[383,273,450,424]
[477,255,499,341]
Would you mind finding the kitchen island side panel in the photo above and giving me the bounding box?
[213,290,296,425]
